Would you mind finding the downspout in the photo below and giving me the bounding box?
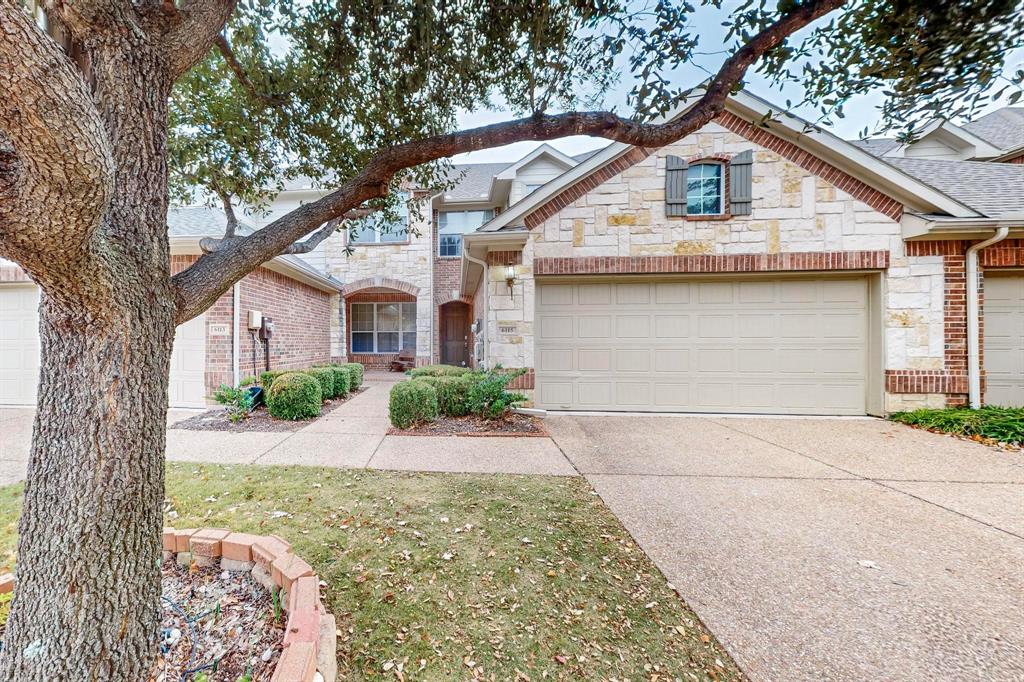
[463,250,488,370]
[231,282,241,386]
[966,227,1009,409]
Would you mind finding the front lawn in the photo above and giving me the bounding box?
[0,464,743,681]
[890,406,1024,448]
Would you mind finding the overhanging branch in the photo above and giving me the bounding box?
[214,35,288,106]
[172,0,845,323]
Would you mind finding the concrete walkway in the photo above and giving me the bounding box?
[166,372,575,475]
[546,414,1024,682]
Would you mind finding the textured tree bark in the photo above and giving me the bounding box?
[0,17,179,678]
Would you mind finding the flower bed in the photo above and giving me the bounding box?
[163,528,337,682]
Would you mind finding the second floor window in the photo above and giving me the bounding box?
[686,163,723,215]
[349,193,409,244]
[438,209,494,257]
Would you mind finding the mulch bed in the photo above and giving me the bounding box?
[171,388,365,433]
[155,560,283,682]
[389,413,548,437]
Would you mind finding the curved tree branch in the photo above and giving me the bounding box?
[0,1,113,278]
[172,0,845,322]
[163,0,238,78]
[214,34,288,106]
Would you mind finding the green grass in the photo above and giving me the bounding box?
[890,406,1024,445]
[0,463,743,681]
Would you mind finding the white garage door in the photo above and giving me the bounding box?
[0,285,41,406]
[535,276,869,414]
[984,274,1024,407]
[0,285,207,408]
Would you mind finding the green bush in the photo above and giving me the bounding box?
[260,370,289,391]
[329,366,351,397]
[414,375,474,417]
[212,384,255,422]
[409,364,471,379]
[890,406,1024,444]
[466,370,527,419]
[305,367,337,399]
[267,372,323,420]
[389,381,439,429]
[342,363,364,389]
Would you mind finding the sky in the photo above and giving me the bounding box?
[453,3,1023,165]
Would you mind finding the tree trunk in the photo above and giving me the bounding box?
[0,38,178,680]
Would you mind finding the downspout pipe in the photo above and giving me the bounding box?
[231,282,241,386]
[463,250,489,371]
[966,227,1009,409]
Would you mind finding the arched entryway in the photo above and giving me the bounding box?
[439,300,471,367]
[342,278,422,371]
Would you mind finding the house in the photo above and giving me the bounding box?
[0,207,343,408]
[282,92,1024,415]
[5,91,1024,415]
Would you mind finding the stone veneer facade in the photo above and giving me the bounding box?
[323,195,434,368]
[474,117,973,411]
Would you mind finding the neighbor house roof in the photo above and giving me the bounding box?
[961,107,1024,150]
[847,138,901,157]
[886,158,1024,219]
[167,206,343,293]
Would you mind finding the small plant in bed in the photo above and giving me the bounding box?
[212,384,256,423]
[890,406,1024,448]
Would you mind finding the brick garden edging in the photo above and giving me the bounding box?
[163,527,337,682]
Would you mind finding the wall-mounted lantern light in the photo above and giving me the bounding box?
[504,264,516,295]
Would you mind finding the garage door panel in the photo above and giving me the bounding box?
[540,284,573,305]
[655,282,691,304]
[536,277,869,414]
[541,316,573,339]
[579,348,611,371]
[984,275,1024,407]
[578,316,610,338]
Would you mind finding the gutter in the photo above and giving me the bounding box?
[462,249,489,370]
[232,282,241,386]
[966,227,1010,409]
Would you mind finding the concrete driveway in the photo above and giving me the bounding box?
[546,415,1024,681]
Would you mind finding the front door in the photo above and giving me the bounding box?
[440,302,470,366]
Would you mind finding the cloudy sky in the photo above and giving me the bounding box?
[454,5,1023,165]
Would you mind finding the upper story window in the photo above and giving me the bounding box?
[438,209,494,257]
[524,183,543,195]
[349,193,409,244]
[686,163,723,215]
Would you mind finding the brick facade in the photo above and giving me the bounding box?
[533,250,889,276]
[171,255,334,394]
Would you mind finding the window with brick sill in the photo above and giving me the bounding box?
[351,302,416,353]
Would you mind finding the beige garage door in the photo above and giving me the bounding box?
[984,274,1024,407]
[0,285,207,408]
[535,276,869,414]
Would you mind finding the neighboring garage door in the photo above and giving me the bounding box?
[535,276,869,414]
[0,285,208,408]
[984,273,1024,407]
[0,285,41,406]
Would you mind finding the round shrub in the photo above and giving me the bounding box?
[267,372,322,420]
[389,381,439,429]
[306,367,337,399]
[342,362,364,388]
[409,364,472,379]
[260,369,289,391]
[329,366,351,397]
[415,375,473,417]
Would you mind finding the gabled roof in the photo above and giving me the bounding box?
[962,107,1024,150]
[848,138,900,157]
[478,88,980,232]
[440,162,512,202]
[886,158,1024,219]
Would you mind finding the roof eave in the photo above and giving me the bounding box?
[901,213,1024,240]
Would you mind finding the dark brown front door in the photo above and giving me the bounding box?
[440,302,470,366]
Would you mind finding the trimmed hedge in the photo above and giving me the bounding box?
[260,370,289,391]
[306,367,337,399]
[329,366,351,397]
[414,375,474,417]
[409,364,471,379]
[342,363,364,389]
[389,381,439,429]
[267,372,322,420]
